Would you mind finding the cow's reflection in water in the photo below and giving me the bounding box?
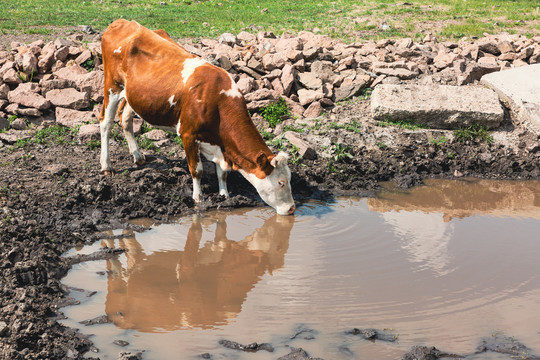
[102,211,294,332]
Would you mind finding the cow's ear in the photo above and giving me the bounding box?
[256,151,270,168]
[270,151,288,167]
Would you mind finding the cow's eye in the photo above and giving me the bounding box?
[278,180,285,187]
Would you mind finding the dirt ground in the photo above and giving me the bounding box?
[2,35,540,360]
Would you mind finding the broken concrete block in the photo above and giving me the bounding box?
[371,84,504,129]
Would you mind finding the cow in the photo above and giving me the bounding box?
[99,19,295,215]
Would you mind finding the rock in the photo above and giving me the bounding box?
[21,52,38,75]
[497,40,515,54]
[0,114,8,130]
[0,130,32,144]
[117,352,143,360]
[218,340,274,353]
[477,38,501,55]
[297,88,324,106]
[401,346,445,360]
[275,37,303,53]
[75,50,92,66]
[55,107,94,127]
[53,64,88,82]
[244,88,279,103]
[218,33,237,46]
[262,52,288,71]
[277,347,324,360]
[372,64,418,80]
[76,70,104,102]
[281,64,296,96]
[457,62,499,85]
[46,88,90,110]
[0,321,8,337]
[303,101,323,119]
[40,78,77,96]
[113,339,130,347]
[284,131,317,159]
[481,64,540,135]
[297,72,322,90]
[3,68,22,85]
[371,84,504,129]
[45,164,69,176]
[237,77,255,95]
[237,31,256,44]
[10,118,27,130]
[54,46,70,62]
[0,83,9,100]
[78,123,101,143]
[334,80,367,102]
[143,129,168,141]
[8,87,51,110]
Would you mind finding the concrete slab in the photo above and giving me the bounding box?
[481,64,540,135]
[371,84,504,129]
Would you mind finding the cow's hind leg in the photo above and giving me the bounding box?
[119,101,146,166]
[100,88,124,174]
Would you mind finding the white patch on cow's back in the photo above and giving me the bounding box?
[113,46,122,54]
[181,57,207,84]
[198,141,230,171]
[168,94,177,107]
[220,81,242,98]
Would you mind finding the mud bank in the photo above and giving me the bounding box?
[1,91,540,359]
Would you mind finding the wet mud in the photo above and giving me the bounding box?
[1,99,540,359]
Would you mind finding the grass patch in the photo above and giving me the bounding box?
[377,117,427,131]
[454,124,493,144]
[429,136,448,146]
[260,98,290,128]
[3,0,536,42]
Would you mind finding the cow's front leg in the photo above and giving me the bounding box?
[100,88,124,174]
[119,100,146,166]
[215,164,229,198]
[183,135,203,203]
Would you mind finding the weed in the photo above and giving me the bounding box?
[137,136,157,150]
[260,98,290,128]
[81,58,95,72]
[7,114,18,124]
[330,119,362,133]
[282,125,304,133]
[269,135,285,150]
[430,136,448,146]
[326,160,338,173]
[34,125,71,145]
[260,129,274,141]
[447,151,456,159]
[289,145,303,165]
[376,141,388,149]
[332,143,353,162]
[173,136,183,147]
[87,139,101,150]
[377,117,426,130]
[358,87,373,100]
[454,124,493,144]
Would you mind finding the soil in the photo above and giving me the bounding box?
[2,41,540,360]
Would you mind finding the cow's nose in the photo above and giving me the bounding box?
[288,205,296,215]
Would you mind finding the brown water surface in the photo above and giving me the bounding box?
[61,179,540,359]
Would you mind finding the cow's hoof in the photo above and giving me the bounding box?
[102,170,114,176]
[136,158,146,166]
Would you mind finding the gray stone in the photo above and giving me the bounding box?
[143,129,168,141]
[75,50,92,66]
[218,33,237,46]
[457,62,499,85]
[0,114,8,130]
[55,107,94,127]
[8,88,50,110]
[0,130,32,144]
[0,321,8,337]
[481,64,540,135]
[371,84,504,129]
[53,64,88,83]
[46,88,90,110]
[78,123,100,144]
[372,65,418,80]
[297,72,322,90]
[40,78,77,96]
[76,70,104,102]
[297,88,324,106]
[0,83,9,100]
[10,118,27,130]
[284,131,317,159]
[334,80,367,102]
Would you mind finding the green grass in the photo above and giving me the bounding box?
[260,98,290,128]
[377,117,427,131]
[0,0,537,42]
[454,124,493,144]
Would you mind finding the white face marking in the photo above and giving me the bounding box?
[181,57,207,84]
[238,152,294,215]
[168,94,177,108]
[113,46,122,54]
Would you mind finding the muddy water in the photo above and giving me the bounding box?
[60,179,540,359]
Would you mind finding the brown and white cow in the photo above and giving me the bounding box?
[99,19,295,215]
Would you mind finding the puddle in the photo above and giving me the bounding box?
[60,179,540,359]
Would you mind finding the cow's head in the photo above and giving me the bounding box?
[242,151,295,216]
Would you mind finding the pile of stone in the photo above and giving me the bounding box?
[1,29,539,137]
